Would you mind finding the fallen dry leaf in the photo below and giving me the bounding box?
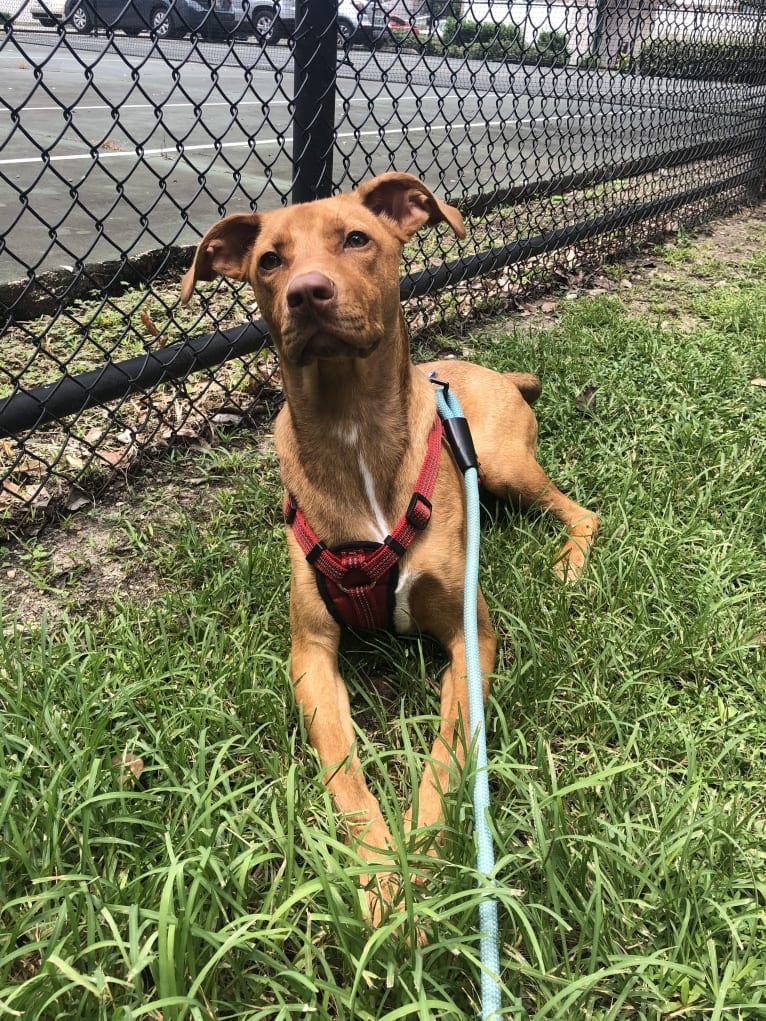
[2,480,27,499]
[83,428,105,446]
[751,378,766,388]
[112,751,144,786]
[64,486,92,512]
[140,310,160,336]
[96,449,132,467]
[31,486,51,510]
[140,310,168,346]
[6,456,47,476]
[575,385,599,417]
[211,412,244,427]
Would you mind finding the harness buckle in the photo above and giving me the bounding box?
[406,492,432,530]
[306,540,328,565]
[384,534,407,556]
[285,495,298,525]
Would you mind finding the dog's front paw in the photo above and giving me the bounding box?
[553,513,600,582]
[363,871,429,945]
[363,869,401,928]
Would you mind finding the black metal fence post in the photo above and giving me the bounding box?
[291,0,338,203]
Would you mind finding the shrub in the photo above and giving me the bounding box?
[631,37,766,83]
[425,16,523,62]
[533,28,569,67]
[425,16,570,66]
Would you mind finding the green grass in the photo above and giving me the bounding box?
[1,235,766,1019]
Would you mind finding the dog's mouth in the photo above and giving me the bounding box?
[300,332,376,364]
[281,323,380,366]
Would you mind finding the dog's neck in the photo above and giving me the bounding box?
[276,317,434,541]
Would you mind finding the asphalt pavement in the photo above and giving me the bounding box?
[0,27,762,284]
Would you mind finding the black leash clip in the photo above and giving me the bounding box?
[427,371,450,394]
[428,371,479,475]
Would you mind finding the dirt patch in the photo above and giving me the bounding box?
[0,449,261,627]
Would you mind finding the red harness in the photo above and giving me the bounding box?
[284,415,444,632]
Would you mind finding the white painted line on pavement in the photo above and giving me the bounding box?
[0,113,623,166]
[0,96,369,115]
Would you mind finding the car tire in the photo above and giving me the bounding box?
[150,5,175,36]
[249,6,278,42]
[337,16,354,46]
[68,2,94,33]
[267,16,286,42]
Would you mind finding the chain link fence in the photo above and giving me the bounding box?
[1,0,765,536]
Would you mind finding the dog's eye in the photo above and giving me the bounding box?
[344,231,370,249]
[259,251,281,271]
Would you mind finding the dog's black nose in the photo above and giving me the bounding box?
[286,272,337,311]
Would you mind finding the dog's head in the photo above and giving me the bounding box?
[180,173,465,367]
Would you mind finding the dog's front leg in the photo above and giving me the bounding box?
[290,620,399,923]
[408,587,498,840]
[291,636,393,848]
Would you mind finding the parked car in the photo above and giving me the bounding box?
[30,0,64,25]
[245,0,395,47]
[63,0,249,38]
[385,12,423,44]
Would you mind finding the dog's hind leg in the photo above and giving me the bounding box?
[481,443,599,581]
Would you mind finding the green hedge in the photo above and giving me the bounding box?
[423,17,570,67]
[631,38,766,83]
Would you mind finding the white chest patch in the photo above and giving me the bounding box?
[393,569,422,634]
[334,424,390,542]
[358,454,390,542]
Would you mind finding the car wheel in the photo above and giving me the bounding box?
[68,2,94,33]
[337,16,354,46]
[249,6,277,41]
[150,6,174,36]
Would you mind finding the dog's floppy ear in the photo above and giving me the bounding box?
[180,213,262,305]
[356,172,466,240]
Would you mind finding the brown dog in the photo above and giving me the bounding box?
[181,172,598,923]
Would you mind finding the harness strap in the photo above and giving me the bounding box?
[285,414,444,590]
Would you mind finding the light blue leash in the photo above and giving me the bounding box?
[431,375,502,1020]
